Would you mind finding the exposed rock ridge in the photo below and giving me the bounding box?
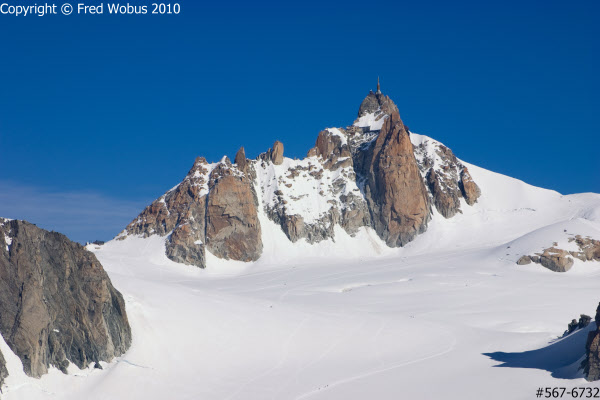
[256,92,480,246]
[205,161,262,261]
[256,133,369,243]
[119,156,262,268]
[0,218,131,383]
[259,141,285,165]
[356,92,399,125]
[119,88,482,265]
[412,134,481,218]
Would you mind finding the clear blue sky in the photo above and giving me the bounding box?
[0,0,598,242]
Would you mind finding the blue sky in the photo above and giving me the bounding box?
[0,0,598,242]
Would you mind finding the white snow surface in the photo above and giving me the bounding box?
[353,110,387,131]
[255,156,360,225]
[3,135,600,399]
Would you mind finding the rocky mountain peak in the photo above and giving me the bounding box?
[259,141,285,165]
[187,156,209,177]
[354,91,400,133]
[357,92,399,118]
[358,106,431,246]
[234,147,248,172]
[118,86,481,268]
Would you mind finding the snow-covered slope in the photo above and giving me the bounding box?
[2,132,600,399]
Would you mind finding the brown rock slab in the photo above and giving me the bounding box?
[205,163,262,261]
[271,141,284,165]
[234,146,248,173]
[460,168,481,205]
[360,106,431,247]
[539,248,574,272]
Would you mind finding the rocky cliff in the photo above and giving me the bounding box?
[355,93,431,246]
[119,155,262,267]
[0,218,131,386]
[584,304,600,381]
[118,88,481,267]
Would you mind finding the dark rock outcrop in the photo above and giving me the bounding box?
[120,156,210,267]
[358,99,431,247]
[564,314,591,336]
[412,137,481,218]
[0,351,7,389]
[166,223,205,266]
[0,219,131,381]
[122,156,210,239]
[426,169,461,219]
[580,315,592,328]
[584,304,600,381]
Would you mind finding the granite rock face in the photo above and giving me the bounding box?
[357,91,399,121]
[0,219,131,382]
[234,146,248,173]
[357,100,431,247]
[120,156,210,267]
[166,223,205,267]
[205,162,262,261]
[120,156,262,267]
[259,141,285,165]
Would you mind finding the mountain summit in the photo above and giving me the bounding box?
[118,87,481,268]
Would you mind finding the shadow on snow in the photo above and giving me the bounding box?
[483,323,595,379]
